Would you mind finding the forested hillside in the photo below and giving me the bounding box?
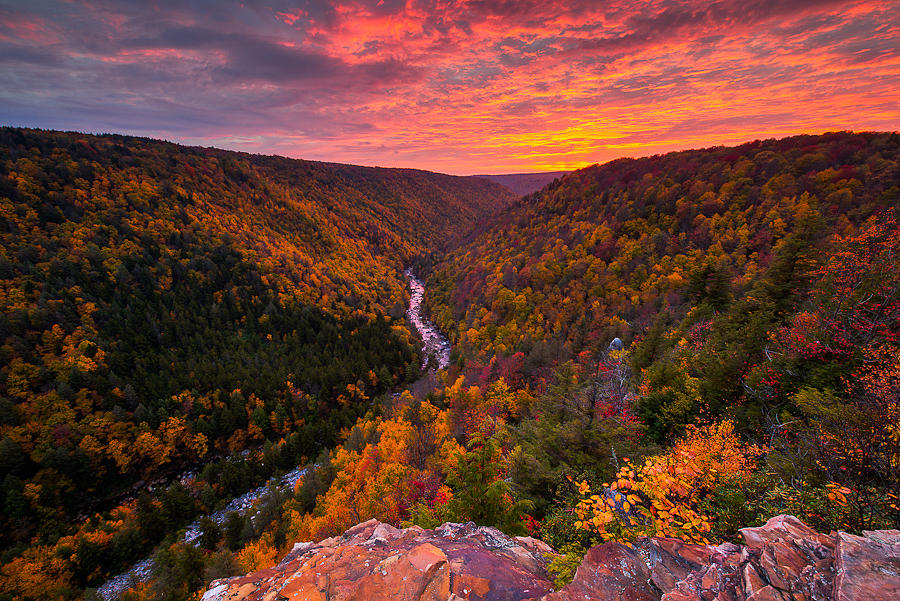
[102,132,896,601]
[422,130,899,539]
[0,128,514,596]
[429,132,898,382]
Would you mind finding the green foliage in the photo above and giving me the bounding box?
[444,430,533,535]
[197,516,220,551]
[534,477,601,552]
[507,360,653,518]
[140,543,205,601]
[545,543,586,590]
[402,498,454,530]
[698,470,871,541]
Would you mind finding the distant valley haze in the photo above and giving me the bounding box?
[475,172,570,196]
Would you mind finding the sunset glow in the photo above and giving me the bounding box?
[1,0,898,174]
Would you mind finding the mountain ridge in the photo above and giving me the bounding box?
[474,171,571,196]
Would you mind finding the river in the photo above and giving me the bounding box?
[98,270,451,599]
[96,465,307,600]
[405,269,451,370]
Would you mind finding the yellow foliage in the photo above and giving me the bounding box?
[134,431,171,468]
[191,432,209,458]
[0,550,74,600]
[574,420,762,544]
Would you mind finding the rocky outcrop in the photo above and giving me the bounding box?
[202,515,900,601]
[630,514,900,601]
[202,519,556,601]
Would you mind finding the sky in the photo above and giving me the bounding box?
[1,1,899,175]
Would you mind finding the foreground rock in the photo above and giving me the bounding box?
[543,542,658,601]
[634,514,900,601]
[202,516,900,601]
[203,519,556,601]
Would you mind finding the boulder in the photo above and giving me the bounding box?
[543,542,658,601]
[833,530,900,601]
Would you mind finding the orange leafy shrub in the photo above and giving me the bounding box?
[237,538,280,573]
[574,421,763,543]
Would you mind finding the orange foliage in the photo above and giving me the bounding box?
[0,503,139,600]
[286,407,462,542]
[237,539,280,573]
[574,421,763,543]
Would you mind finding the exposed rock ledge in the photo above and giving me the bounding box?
[202,515,899,601]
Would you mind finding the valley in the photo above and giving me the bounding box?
[405,270,452,371]
[0,129,897,601]
[97,270,449,600]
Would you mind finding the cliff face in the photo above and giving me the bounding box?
[202,515,899,601]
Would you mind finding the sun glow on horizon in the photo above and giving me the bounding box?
[1,0,899,174]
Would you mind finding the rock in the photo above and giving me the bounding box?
[542,542,658,601]
[743,562,768,597]
[745,585,786,601]
[833,530,900,601]
[201,583,228,601]
[609,337,625,351]
[636,537,714,594]
[739,514,836,601]
[650,514,861,601]
[202,516,900,601]
[203,521,554,601]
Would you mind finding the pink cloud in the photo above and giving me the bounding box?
[0,0,898,174]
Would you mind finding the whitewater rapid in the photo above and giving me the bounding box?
[405,269,451,370]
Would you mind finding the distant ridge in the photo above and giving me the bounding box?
[474,171,570,196]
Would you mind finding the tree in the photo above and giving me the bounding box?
[445,429,533,535]
[197,515,221,551]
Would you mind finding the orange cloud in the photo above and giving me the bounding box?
[1,0,898,174]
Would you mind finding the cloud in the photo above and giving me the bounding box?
[0,0,898,173]
[0,41,64,66]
